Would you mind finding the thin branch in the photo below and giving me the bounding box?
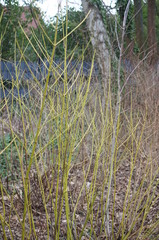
[105,0,131,236]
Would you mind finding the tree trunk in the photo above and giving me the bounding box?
[134,0,144,51]
[147,0,157,64]
[81,0,114,90]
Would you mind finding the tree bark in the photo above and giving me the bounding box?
[81,0,114,90]
[134,0,144,51]
[147,0,157,64]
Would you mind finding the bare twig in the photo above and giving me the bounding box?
[105,0,131,236]
[120,50,153,94]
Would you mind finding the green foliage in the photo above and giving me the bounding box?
[0,0,22,59]
[17,17,46,61]
[0,4,93,61]
[45,7,93,60]
[0,134,10,178]
[0,1,45,61]
[0,134,18,178]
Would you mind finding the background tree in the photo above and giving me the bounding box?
[81,0,116,90]
[134,0,144,52]
[147,0,157,63]
[116,0,134,40]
